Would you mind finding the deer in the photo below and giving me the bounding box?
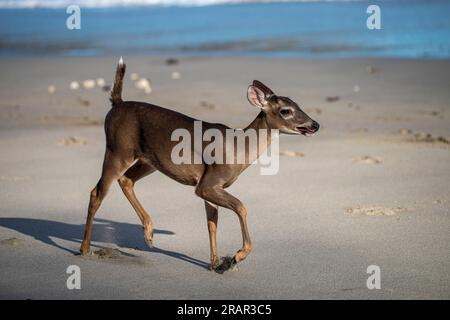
[80,58,320,273]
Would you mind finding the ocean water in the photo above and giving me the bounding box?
[0,0,449,58]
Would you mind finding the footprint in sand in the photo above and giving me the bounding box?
[0,237,25,246]
[345,206,409,217]
[401,130,450,145]
[369,130,450,149]
[93,248,123,259]
[280,150,305,157]
[200,101,215,110]
[83,247,145,266]
[352,155,383,164]
[418,110,444,119]
[433,199,450,205]
[57,136,88,146]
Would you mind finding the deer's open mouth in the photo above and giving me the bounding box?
[295,126,317,137]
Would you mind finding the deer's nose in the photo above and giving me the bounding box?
[311,121,320,132]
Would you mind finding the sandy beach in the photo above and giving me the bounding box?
[0,56,449,299]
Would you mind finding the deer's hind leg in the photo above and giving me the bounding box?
[118,159,156,248]
[80,149,134,255]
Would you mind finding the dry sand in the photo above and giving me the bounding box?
[0,56,449,299]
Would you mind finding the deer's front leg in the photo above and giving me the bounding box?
[196,182,252,273]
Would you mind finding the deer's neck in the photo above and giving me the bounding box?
[243,110,273,165]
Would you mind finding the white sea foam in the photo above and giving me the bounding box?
[0,0,362,9]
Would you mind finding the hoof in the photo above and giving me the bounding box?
[209,259,220,271]
[79,248,91,256]
[215,256,238,274]
[144,237,153,248]
[143,226,153,248]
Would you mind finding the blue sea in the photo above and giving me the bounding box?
[0,0,449,58]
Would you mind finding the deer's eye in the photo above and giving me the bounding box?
[279,108,292,117]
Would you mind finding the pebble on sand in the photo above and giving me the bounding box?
[325,96,340,102]
[166,58,179,66]
[47,85,56,94]
[69,81,80,90]
[82,79,96,89]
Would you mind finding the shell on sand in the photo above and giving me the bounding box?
[82,79,96,89]
[69,81,80,90]
[96,78,106,87]
[130,73,140,81]
[280,150,305,157]
[171,71,181,79]
[47,85,56,93]
[144,87,151,94]
[135,78,152,94]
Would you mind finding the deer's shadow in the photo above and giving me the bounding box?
[0,217,209,269]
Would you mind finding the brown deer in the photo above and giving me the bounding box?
[80,58,319,273]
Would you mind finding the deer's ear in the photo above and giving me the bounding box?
[253,80,274,96]
[247,85,266,108]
